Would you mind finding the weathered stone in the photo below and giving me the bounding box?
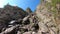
[17,31,21,34]
[38,22,49,32]
[0,25,19,34]
[23,31,31,34]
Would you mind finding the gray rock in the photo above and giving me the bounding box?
[0,25,19,34]
[23,31,31,34]
[17,31,21,34]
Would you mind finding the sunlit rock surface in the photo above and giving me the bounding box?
[0,0,60,34]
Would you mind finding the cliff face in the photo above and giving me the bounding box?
[0,0,60,34]
[36,0,60,25]
[35,0,60,34]
[0,4,27,33]
[0,4,27,23]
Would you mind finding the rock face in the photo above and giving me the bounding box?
[0,4,27,33]
[0,4,27,20]
[0,0,60,34]
[35,0,60,34]
[26,7,32,15]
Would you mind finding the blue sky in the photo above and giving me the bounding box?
[0,0,40,11]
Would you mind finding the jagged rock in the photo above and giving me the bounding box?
[0,0,60,34]
[0,4,27,33]
[50,27,58,34]
[26,7,32,15]
[17,31,21,34]
[35,0,59,34]
[49,28,55,34]
[0,25,19,34]
[38,22,49,32]
[32,31,37,34]
[58,24,60,34]
[22,15,30,23]
[23,31,31,34]
[0,4,27,24]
